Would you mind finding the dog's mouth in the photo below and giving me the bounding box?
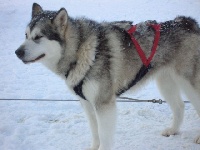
[23,54,45,64]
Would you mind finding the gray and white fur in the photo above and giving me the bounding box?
[15,3,200,150]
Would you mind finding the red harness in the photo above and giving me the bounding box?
[127,24,161,67]
[116,24,161,96]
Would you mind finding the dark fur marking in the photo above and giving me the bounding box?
[111,25,133,50]
[73,80,86,100]
[65,61,77,79]
[96,26,111,70]
[41,26,63,44]
[29,11,63,44]
[64,60,87,100]
[160,16,200,34]
[29,11,57,31]
[177,16,199,32]
[76,20,84,51]
[96,30,110,56]
[116,64,152,96]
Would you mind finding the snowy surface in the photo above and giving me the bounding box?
[0,0,200,149]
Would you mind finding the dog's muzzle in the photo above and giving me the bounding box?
[15,46,25,59]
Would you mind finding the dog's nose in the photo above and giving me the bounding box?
[15,48,25,58]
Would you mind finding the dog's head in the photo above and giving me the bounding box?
[15,3,68,65]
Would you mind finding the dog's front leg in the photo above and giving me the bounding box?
[95,98,117,150]
[80,100,100,150]
[83,80,117,150]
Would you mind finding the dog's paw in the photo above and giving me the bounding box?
[85,148,98,150]
[161,128,178,137]
[85,145,99,150]
[194,135,200,144]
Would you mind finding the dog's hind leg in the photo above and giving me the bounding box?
[180,79,200,144]
[80,100,100,150]
[156,72,185,137]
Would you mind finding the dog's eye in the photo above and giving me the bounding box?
[25,33,28,39]
[34,35,43,41]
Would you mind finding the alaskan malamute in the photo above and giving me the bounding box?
[16,3,200,150]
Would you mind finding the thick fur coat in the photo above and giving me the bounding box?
[15,3,200,150]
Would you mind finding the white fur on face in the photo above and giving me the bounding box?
[22,27,44,61]
[23,27,62,72]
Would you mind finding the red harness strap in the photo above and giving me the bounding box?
[127,24,161,67]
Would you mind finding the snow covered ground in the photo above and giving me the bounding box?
[0,0,200,149]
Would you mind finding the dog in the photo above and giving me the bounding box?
[15,3,200,150]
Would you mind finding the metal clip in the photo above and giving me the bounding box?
[151,99,163,104]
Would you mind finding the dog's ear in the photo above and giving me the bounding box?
[32,3,43,18]
[53,8,68,30]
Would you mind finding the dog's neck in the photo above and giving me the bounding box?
[41,17,97,86]
[41,54,62,75]
[56,21,78,74]
[41,21,78,81]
